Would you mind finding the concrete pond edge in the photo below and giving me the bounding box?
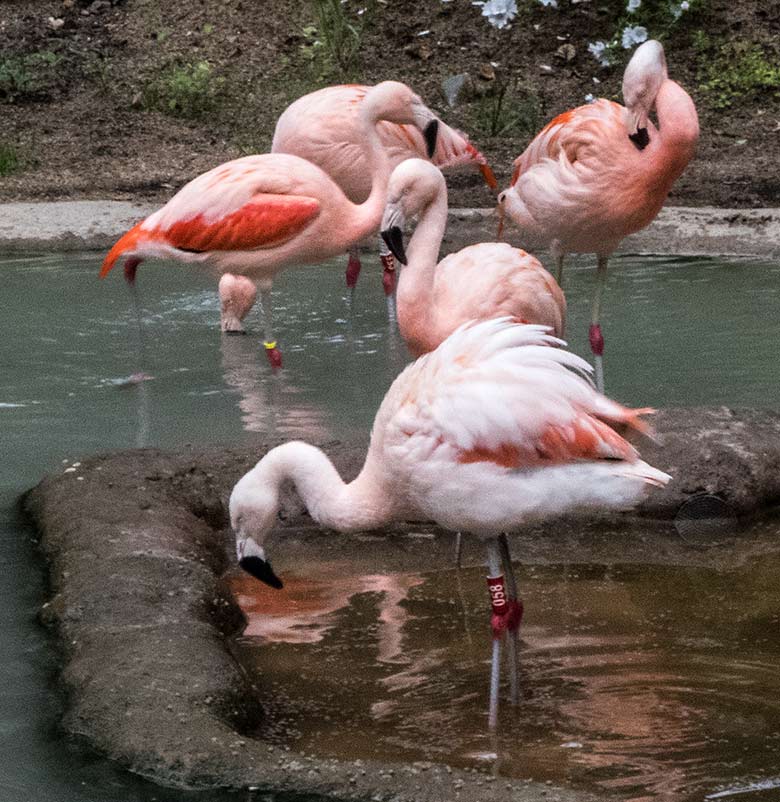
[20,407,780,801]
[1,201,779,258]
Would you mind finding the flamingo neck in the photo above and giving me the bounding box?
[251,441,394,533]
[349,100,393,241]
[396,187,449,341]
[651,79,699,183]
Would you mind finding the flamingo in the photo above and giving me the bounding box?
[271,83,497,296]
[100,81,441,368]
[218,273,259,334]
[229,318,670,729]
[380,158,565,358]
[497,39,699,390]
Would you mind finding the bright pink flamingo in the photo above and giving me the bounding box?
[272,83,497,295]
[229,318,670,729]
[497,40,698,390]
[380,159,565,358]
[218,273,259,334]
[100,81,440,368]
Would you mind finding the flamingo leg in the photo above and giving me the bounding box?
[555,254,565,287]
[346,247,361,310]
[486,539,503,731]
[589,255,608,393]
[498,533,521,706]
[454,531,463,568]
[259,287,283,370]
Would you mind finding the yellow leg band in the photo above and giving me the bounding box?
[263,341,277,350]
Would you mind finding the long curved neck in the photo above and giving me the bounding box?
[348,100,393,240]
[256,441,393,532]
[651,79,699,184]
[396,186,448,340]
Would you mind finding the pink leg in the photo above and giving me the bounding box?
[381,252,396,296]
[346,247,361,290]
[259,288,282,370]
[589,255,609,393]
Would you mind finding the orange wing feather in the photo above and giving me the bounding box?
[100,194,320,278]
[458,413,638,469]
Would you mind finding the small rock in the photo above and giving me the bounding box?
[48,17,65,30]
[556,43,577,63]
[478,63,496,81]
[539,64,555,75]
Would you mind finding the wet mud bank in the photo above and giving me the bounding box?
[23,407,780,800]
[1,202,780,258]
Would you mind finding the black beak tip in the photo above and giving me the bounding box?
[628,127,650,151]
[239,556,284,589]
[423,119,439,159]
[380,226,407,266]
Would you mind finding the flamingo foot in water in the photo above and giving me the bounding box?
[381,253,396,296]
[346,251,362,289]
[264,342,283,370]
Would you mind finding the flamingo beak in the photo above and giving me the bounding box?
[423,119,439,159]
[239,555,284,589]
[628,127,650,150]
[381,226,407,266]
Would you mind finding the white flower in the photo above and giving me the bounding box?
[671,0,690,17]
[621,25,648,48]
[584,93,595,103]
[473,0,518,29]
[538,0,558,7]
[626,0,641,11]
[588,40,612,67]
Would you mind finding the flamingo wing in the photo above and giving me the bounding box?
[101,155,322,277]
[383,319,648,470]
[510,100,624,186]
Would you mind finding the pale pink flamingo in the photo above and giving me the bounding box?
[230,318,670,729]
[218,273,259,334]
[380,158,565,359]
[100,81,440,368]
[271,83,497,296]
[497,40,699,390]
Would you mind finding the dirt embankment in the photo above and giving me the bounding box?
[1,0,779,207]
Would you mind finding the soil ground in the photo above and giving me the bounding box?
[0,0,778,207]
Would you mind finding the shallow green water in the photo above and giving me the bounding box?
[1,251,779,801]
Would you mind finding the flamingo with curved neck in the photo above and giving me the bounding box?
[272,83,497,296]
[100,81,440,367]
[497,39,699,390]
[230,318,670,727]
[379,159,565,358]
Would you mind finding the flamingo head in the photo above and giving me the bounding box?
[364,81,440,158]
[380,159,446,266]
[230,471,283,589]
[218,273,257,334]
[622,39,667,146]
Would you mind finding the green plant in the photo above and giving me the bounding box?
[143,61,225,119]
[0,142,21,176]
[0,50,61,101]
[471,81,541,138]
[695,34,780,109]
[302,0,375,79]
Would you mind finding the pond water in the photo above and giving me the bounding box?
[1,251,779,802]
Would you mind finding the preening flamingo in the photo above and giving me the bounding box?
[218,273,259,334]
[100,81,441,368]
[272,83,497,295]
[230,318,670,728]
[380,158,565,358]
[497,39,698,390]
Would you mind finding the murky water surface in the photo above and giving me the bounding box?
[2,251,780,802]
